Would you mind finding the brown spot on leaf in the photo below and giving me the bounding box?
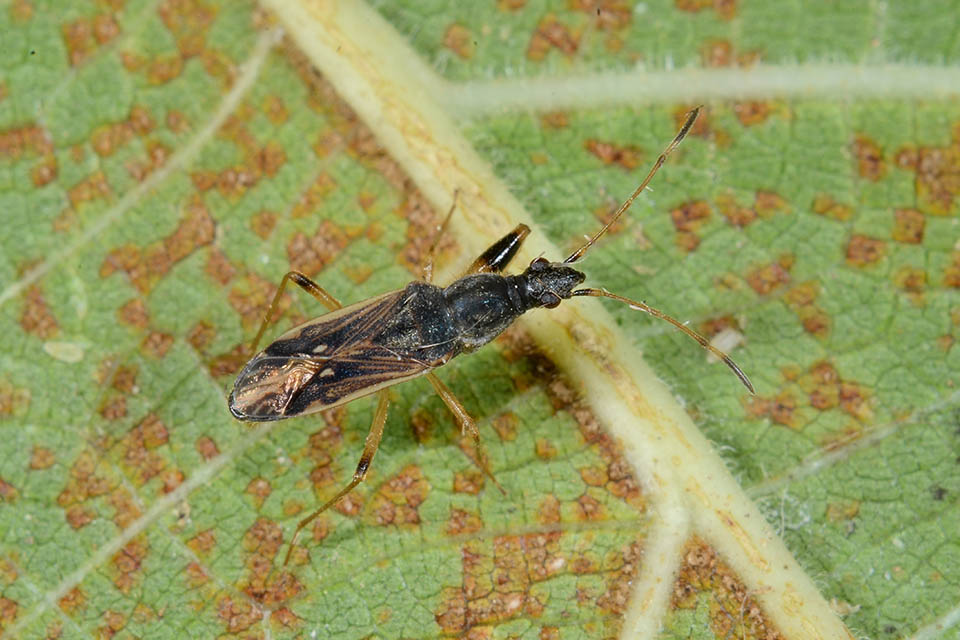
[454,469,485,495]
[715,193,757,227]
[528,14,580,61]
[263,94,288,124]
[205,248,236,285]
[0,123,52,159]
[121,413,169,486]
[68,170,111,209]
[250,209,277,239]
[846,234,886,266]
[580,466,608,487]
[65,504,95,528]
[159,467,184,493]
[111,365,138,393]
[444,23,475,59]
[187,528,216,554]
[30,446,55,469]
[20,285,58,338]
[91,105,155,157]
[675,0,737,20]
[100,197,214,293]
[436,533,565,633]
[0,378,30,418]
[287,219,349,276]
[117,297,149,329]
[743,390,800,428]
[747,260,791,295]
[537,495,561,524]
[852,134,886,181]
[335,491,364,516]
[673,538,783,639]
[540,111,568,129]
[783,281,830,337]
[10,0,32,20]
[812,193,853,221]
[894,265,927,294]
[246,477,272,508]
[826,499,860,522]
[98,609,126,638]
[271,607,302,630]
[895,126,960,215]
[945,252,960,288]
[575,494,605,521]
[195,435,219,460]
[702,39,733,66]
[216,596,263,634]
[734,101,772,126]
[57,449,112,509]
[670,200,711,251]
[370,465,429,527]
[108,488,142,530]
[99,395,127,420]
[571,0,632,30]
[31,154,57,187]
[584,139,642,170]
[892,208,925,244]
[141,331,174,358]
[186,320,215,352]
[58,587,86,614]
[0,477,19,503]
[63,14,121,66]
[158,0,217,58]
[534,438,557,459]
[112,538,148,594]
[491,412,518,441]
[447,507,483,536]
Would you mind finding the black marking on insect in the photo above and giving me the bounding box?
[228,107,754,564]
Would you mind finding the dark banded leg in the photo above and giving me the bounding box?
[426,372,505,494]
[249,270,342,354]
[463,223,531,276]
[284,389,390,565]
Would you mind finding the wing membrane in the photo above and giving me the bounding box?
[229,289,435,421]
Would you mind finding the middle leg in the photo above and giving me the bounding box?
[426,372,505,494]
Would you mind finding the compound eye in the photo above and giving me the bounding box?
[531,257,549,269]
[541,292,561,308]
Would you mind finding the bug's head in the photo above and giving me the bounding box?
[521,258,586,308]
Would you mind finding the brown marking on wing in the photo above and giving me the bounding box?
[231,289,435,420]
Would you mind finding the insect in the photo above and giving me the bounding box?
[229,107,754,564]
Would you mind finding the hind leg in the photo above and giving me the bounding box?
[284,389,390,565]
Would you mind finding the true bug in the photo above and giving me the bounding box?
[229,107,754,564]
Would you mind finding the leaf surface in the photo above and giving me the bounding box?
[1,2,958,639]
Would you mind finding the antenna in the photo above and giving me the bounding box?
[564,106,700,264]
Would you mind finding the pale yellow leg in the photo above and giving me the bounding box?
[426,372,504,494]
[284,389,390,565]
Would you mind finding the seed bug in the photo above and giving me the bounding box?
[229,107,754,564]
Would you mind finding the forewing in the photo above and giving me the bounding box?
[229,289,432,421]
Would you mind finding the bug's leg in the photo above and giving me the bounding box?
[284,389,390,566]
[421,190,460,284]
[426,372,505,494]
[249,271,342,354]
[462,223,531,276]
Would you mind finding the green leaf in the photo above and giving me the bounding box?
[2,2,958,639]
